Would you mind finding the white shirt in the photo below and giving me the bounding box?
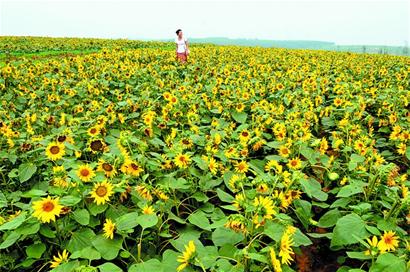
[175,37,188,53]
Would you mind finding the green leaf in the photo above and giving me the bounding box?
[0,212,26,231]
[129,259,163,272]
[72,209,90,226]
[346,251,372,260]
[299,177,328,201]
[59,195,82,206]
[247,253,268,263]
[87,202,107,215]
[26,243,46,259]
[0,232,21,249]
[337,181,365,198]
[216,188,234,202]
[92,235,123,260]
[98,262,123,272]
[115,212,139,231]
[67,228,95,253]
[348,154,365,171]
[0,191,7,208]
[18,162,37,183]
[293,229,312,246]
[137,214,158,229]
[231,111,247,123]
[212,227,244,246]
[21,189,47,198]
[405,146,410,160]
[318,209,341,228]
[263,221,286,242]
[369,253,406,272]
[70,246,101,260]
[331,213,369,247]
[188,211,210,230]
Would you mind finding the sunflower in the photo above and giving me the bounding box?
[49,249,69,268]
[177,240,196,272]
[287,157,302,170]
[88,138,106,153]
[253,196,276,222]
[279,230,294,265]
[103,218,116,239]
[45,141,65,161]
[121,160,144,176]
[174,153,191,169]
[364,236,379,256]
[278,145,290,158]
[97,160,117,178]
[77,164,95,182]
[239,129,251,143]
[90,180,114,205]
[142,205,155,215]
[234,160,249,174]
[377,231,399,253]
[208,157,219,175]
[32,196,63,223]
[87,126,100,137]
[269,248,282,272]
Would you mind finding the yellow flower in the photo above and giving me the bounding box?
[32,196,63,223]
[45,141,65,161]
[103,218,115,239]
[364,235,379,256]
[287,157,302,170]
[97,160,117,178]
[177,240,196,272]
[279,230,294,265]
[269,248,282,272]
[208,157,219,175]
[77,164,95,182]
[278,145,290,158]
[174,153,191,169]
[234,160,249,174]
[90,180,114,205]
[87,126,100,137]
[50,249,69,268]
[377,231,399,253]
[121,160,144,176]
[142,205,155,215]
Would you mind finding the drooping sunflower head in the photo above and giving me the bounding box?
[97,160,117,178]
[102,218,116,239]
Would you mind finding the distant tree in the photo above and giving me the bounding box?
[403,41,409,56]
[362,46,366,53]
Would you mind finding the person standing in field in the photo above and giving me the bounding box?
[175,29,189,63]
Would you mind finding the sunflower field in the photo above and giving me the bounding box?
[0,37,409,272]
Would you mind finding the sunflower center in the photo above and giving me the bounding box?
[96,186,108,197]
[90,128,97,134]
[50,145,60,154]
[57,135,67,142]
[102,163,113,171]
[291,160,297,166]
[90,140,103,151]
[80,169,90,177]
[42,201,55,212]
[242,132,249,137]
[130,163,139,170]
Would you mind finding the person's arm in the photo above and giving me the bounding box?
[185,39,189,54]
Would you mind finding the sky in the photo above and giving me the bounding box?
[0,0,409,46]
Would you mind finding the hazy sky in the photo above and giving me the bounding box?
[0,0,409,46]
